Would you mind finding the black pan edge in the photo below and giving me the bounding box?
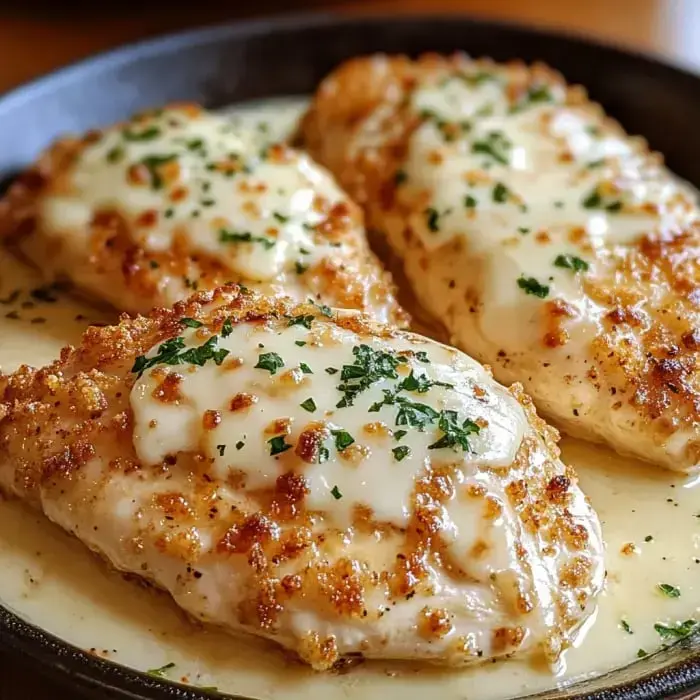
[0,11,699,700]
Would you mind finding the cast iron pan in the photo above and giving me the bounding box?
[0,12,699,700]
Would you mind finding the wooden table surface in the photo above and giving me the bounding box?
[0,0,698,697]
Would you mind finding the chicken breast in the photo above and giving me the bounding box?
[0,103,404,325]
[0,285,603,669]
[301,54,700,472]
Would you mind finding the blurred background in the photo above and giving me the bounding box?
[1,0,700,95]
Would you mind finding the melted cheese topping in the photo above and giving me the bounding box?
[42,106,343,285]
[401,70,698,350]
[131,320,525,529]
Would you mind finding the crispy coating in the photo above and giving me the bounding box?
[0,285,603,669]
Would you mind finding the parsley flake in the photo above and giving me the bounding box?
[295,340,307,347]
[428,410,480,451]
[216,444,226,457]
[147,662,176,678]
[221,317,233,338]
[219,229,275,250]
[123,126,161,141]
[658,583,681,598]
[394,429,407,441]
[131,335,229,376]
[268,435,292,456]
[330,485,343,500]
[235,440,245,450]
[492,182,511,203]
[517,276,550,298]
[654,619,697,640]
[554,254,589,272]
[336,344,406,408]
[472,131,512,165]
[139,154,178,189]
[464,194,478,209]
[288,314,314,329]
[392,445,411,461]
[181,317,203,328]
[620,619,633,634]
[300,398,317,413]
[299,362,313,374]
[332,429,355,451]
[254,352,284,375]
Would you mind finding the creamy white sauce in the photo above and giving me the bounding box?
[0,98,697,699]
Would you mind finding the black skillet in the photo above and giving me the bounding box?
[0,12,698,700]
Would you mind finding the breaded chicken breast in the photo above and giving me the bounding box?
[301,54,700,472]
[0,285,603,669]
[0,103,404,325]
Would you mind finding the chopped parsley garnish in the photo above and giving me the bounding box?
[235,440,245,450]
[587,158,606,169]
[299,362,313,374]
[300,398,317,413]
[216,444,226,456]
[518,226,530,235]
[492,182,511,203]
[392,445,411,462]
[472,131,512,165]
[139,154,178,189]
[415,351,430,363]
[620,619,633,634]
[428,410,480,451]
[295,261,308,275]
[332,429,355,451]
[510,84,554,112]
[582,187,623,212]
[464,194,478,209]
[181,317,203,328]
[221,317,233,338]
[288,314,315,329]
[254,351,284,375]
[645,535,654,543]
[657,583,681,598]
[637,649,648,659]
[654,619,697,640]
[147,662,176,678]
[554,254,589,273]
[273,211,289,224]
[336,344,406,408]
[123,126,161,141]
[330,485,343,500]
[394,429,407,441]
[425,207,442,233]
[394,169,408,186]
[268,435,292,456]
[131,335,229,377]
[399,370,453,394]
[219,229,275,250]
[325,367,339,375]
[295,340,307,347]
[394,397,440,430]
[106,146,125,163]
[517,275,550,298]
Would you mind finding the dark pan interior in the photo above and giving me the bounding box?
[0,12,698,700]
